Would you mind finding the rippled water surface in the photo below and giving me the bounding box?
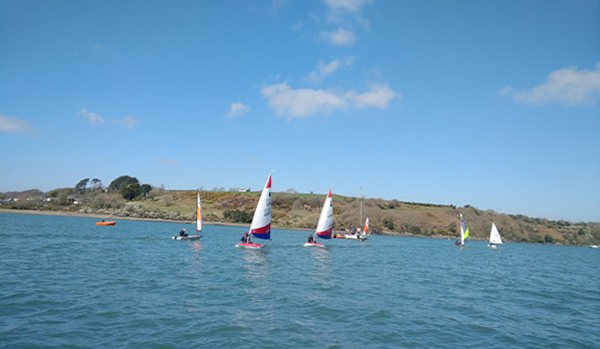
[1,212,599,348]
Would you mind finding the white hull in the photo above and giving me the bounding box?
[172,235,202,240]
[344,234,367,241]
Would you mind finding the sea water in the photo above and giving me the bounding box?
[0,212,599,348]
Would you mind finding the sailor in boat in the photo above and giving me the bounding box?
[241,231,251,244]
[179,228,188,237]
[455,240,462,246]
[308,234,314,243]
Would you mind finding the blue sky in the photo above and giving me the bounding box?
[1,0,599,221]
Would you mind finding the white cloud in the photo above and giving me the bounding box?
[226,102,250,119]
[261,82,397,120]
[0,114,30,133]
[497,86,513,97]
[79,108,105,124]
[501,62,600,106]
[324,0,372,13]
[346,84,398,108]
[113,116,140,130]
[320,27,356,46]
[308,56,355,83]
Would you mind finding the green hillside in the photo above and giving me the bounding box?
[2,185,598,245]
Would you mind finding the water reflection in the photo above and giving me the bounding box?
[308,246,334,296]
[185,240,203,274]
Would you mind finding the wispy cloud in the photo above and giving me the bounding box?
[79,108,105,124]
[308,56,355,83]
[113,116,141,130]
[225,102,250,119]
[159,158,179,166]
[324,0,372,29]
[0,114,30,133]
[320,27,356,46]
[261,83,397,120]
[324,0,372,13]
[500,62,600,106]
[79,108,140,129]
[290,21,304,31]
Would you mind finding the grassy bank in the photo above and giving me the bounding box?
[2,188,599,245]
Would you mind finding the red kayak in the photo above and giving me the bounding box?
[96,221,116,226]
[236,242,264,249]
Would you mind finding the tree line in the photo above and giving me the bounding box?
[75,175,152,201]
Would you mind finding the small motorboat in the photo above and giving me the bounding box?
[96,221,116,226]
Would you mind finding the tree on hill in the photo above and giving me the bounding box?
[75,178,90,193]
[109,176,139,192]
[139,184,152,198]
[120,182,141,200]
[91,178,103,189]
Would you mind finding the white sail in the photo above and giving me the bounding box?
[459,213,470,245]
[196,192,202,232]
[489,223,502,245]
[315,190,333,239]
[249,173,272,239]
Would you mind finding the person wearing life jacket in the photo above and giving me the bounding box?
[241,231,249,243]
[308,234,314,243]
[180,228,188,237]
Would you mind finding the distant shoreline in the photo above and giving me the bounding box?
[0,208,316,232]
[0,208,422,237]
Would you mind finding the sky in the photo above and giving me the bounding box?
[1,0,599,222]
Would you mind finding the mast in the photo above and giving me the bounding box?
[196,190,202,233]
[360,187,363,229]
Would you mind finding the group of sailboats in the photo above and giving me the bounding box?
[172,173,506,250]
[455,213,503,248]
[173,173,369,249]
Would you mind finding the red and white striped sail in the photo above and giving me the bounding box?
[196,192,202,232]
[315,190,333,239]
[250,173,272,240]
[363,217,369,236]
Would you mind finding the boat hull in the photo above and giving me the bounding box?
[172,235,202,240]
[96,221,116,226]
[304,242,325,248]
[236,242,264,249]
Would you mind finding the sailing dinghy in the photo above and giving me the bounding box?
[487,222,502,248]
[172,191,203,240]
[237,173,272,249]
[455,213,470,247]
[305,189,333,248]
